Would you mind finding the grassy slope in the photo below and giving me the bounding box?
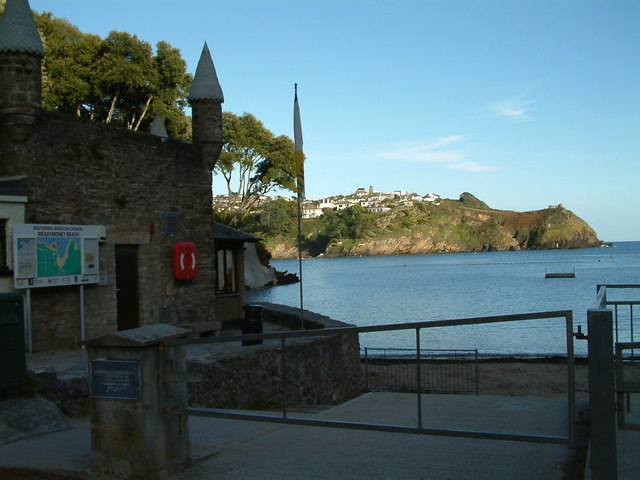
[263,200,601,258]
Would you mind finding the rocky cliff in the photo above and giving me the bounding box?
[266,198,601,259]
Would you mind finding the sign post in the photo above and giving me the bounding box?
[12,224,100,289]
[12,224,100,350]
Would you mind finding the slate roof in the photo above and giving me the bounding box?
[214,222,260,243]
[0,0,45,56]
[188,42,224,102]
[149,116,169,138]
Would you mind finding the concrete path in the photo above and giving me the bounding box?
[177,392,582,480]
[2,392,638,479]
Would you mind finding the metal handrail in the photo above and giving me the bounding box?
[166,309,578,445]
[596,284,640,346]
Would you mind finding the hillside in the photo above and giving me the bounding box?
[236,194,602,259]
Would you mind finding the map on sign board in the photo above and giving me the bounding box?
[37,237,82,277]
[13,224,100,289]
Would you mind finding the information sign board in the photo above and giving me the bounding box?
[12,224,99,289]
[90,359,140,401]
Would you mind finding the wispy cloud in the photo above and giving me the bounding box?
[376,135,465,163]
[489,96,533,121]
[450,161,500,172]
[375,135,499,173]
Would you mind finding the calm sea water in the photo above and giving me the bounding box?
[246,242,640,357]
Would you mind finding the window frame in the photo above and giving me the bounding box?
[215,247,238,295]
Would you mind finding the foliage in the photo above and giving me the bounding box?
[215,112,295,223]
[5,7,194,139]
[236,198,297,238]
[244,194,600,258]
[458,192,491,209]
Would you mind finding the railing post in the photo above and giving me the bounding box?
[587,307,618,479]
[364,347,369,391]
[416,328,422,429]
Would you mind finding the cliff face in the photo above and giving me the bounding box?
[266,200,601,259]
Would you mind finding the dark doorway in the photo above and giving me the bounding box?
[115,244,140,331]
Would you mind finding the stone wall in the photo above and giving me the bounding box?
[188,304,362,409]
[30,305,363,416]
[0,111,218,350]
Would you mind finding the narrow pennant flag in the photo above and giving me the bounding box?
[293,84,305,198]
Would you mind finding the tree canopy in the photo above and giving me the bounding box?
[0,4,194,139]
[215,112,296,223]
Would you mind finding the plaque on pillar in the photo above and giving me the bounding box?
[90,359,140,401]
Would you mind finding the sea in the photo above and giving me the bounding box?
[246,242,640,357]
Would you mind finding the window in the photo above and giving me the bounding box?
[216,248,237,294]
[0,219,8,273]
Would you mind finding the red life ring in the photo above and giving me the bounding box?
[173,242,198,280]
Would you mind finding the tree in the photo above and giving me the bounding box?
[216,112,295,223]
[236,198,297,237]
[321,206,373,241]
[151,41,193,139]
[94,31,156,127]
[35,13,101,116]
[24,9,193,139]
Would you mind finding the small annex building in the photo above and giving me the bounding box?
[0,0,229,351]
[213,222,261,325]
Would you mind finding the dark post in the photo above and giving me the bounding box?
[587,308,618,479]
[0,293,25,398]
[242,304,264,346]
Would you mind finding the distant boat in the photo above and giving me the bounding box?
[545,269,575,278]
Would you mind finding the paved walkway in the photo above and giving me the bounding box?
[1,392,588,480]
[2,349,637,479]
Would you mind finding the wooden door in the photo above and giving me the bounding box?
[115,245,140,331]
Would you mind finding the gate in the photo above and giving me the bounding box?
[165,310,579,446]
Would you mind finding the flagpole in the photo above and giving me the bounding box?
[294,83,305,330]
[296,184,304,330]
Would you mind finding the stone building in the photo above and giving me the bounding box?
[0,0,225,351]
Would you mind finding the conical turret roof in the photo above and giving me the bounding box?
[188,42,224,102]
[0,0,45,56]
[150,115,169,138]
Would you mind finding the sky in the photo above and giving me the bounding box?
[26,0,640,241]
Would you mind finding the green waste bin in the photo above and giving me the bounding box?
[0,293,26,398]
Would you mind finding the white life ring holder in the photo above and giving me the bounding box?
[180,252,196,272]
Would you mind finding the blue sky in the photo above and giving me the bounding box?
[27,0,639,241]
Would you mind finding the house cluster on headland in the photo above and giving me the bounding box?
[300,186,441,219]
[215,186,441,219]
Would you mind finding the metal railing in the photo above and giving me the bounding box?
[586,284,640,479]
[596,284,640,429]
[615,341,640,431]
[361,347,479,395]
[597,284,640,351]
[165,309,578,446]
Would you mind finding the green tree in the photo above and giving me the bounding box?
[320,206,372,241]
[238,198,297,237]
[151,41,193,139]
[24,9,193,138]
[35,13,101,116]
[216,112,295,223]
[95,31,156,128]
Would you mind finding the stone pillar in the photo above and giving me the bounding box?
[84,324,192,479]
